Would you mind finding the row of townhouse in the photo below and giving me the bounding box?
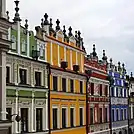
[1,0,134,134]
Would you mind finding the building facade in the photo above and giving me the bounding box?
[0,0,12,133]
[35,13,87,134]
[85,45,110,134]
[107,59,128,134]
[6,1,50,133]
[128,73,134,134]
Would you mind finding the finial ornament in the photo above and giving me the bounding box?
[6,11,10,20]
[13,0,21,22]
[41,18,44,28]
[24,19,28,29]
[56,19,60,30]
[68,26,72,36]
[44,13,49,25]
[92,44,97,57]
[131,72,133,78]
[102,50,107,61]
[50,18,53,28]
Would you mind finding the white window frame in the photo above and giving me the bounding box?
[52,75,58,91]
[61,107,68,128]
[34,69,43,87]
[11,35,17,50]
[61,77,67,92]
[6,64,12,83]
[21,38,26,52]
[70,107,76,127]
[79,107,84,125]
[18,67,28,84]
[52,106,60,129]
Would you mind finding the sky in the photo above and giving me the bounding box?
[6,0,134,74]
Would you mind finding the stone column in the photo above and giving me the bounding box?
[0,49,7,120]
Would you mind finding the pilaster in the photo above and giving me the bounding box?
[0,50,7,120]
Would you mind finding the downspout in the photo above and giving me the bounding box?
[109,85,112,134]
[47,63,51,134]
[86,76,89,134]
[86,73,91,134]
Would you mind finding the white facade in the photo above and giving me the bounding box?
[6,54,49,134]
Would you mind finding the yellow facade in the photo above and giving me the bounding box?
[35,25,86,134]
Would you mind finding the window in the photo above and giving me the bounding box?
[116,109,119,121]
[112,109,114,121]
[91,83,94,95]
[11,35,16,50]
[6,66,10,83]
[80,108,83,126]
[100,84,102,96]
[39,44,44,57]
[80,81,83,93]
[36,108,43,131]
[70,79,74,93]
[90,108,93,124]
[121,109,123,120]
[111,87,114,97]
[53,76,58,91]
[105,85,108,96]
[35,72,41,86]
[105,108,107,122]
[62,78,66,92]
[99,108,102,123]
[124,89,126,97]
[116,88,118,97]
[62,108,67,128]
[53,108,58,129]
[21,108,28,132]
[124,109,127,120]
[19,69,27,84]
[120,88,122,97]
[21,39,26,52]
[70,108,74,127]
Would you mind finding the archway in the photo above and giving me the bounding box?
[113,132,116,134]
[119,131,122,134]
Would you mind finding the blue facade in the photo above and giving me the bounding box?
[108,63,128,133]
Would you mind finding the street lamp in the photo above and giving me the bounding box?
[8,114,21,122]
[107,75,114,134]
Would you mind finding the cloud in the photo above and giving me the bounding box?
[6,0,134,74]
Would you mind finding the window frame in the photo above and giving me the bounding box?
[19,68,28,85]
[36,108,43,132]
[79,107,84,126]
[35,71,42,86]
[53,76,58,91]
[62,77,67,92]
[6,65,11,83]
[52,106,59,130]
[70,79,74,93]
[70,107,75,127]
[61,107,68,128]
[80,81,83,94]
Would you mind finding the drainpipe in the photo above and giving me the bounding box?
[109,85,112,134]
[86,76,89,134]
[47,63,51,134]
[86,71,92,134]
